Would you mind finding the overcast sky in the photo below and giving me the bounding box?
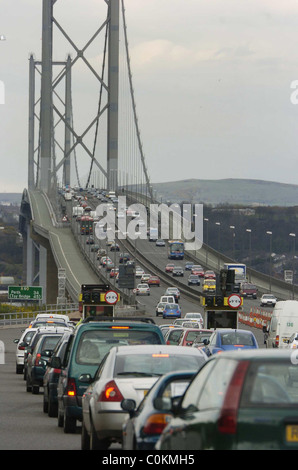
[1,0,298,192]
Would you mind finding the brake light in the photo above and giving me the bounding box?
[111,326,130,330]
[18,345,25,350]
[275,335,279,347]
[142,414,172,435]
[67,378,77,397]
[35,353,41,366]
[218,360,249,435]
[99,380,123,402]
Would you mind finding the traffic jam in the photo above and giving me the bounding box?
[10,190,298,450]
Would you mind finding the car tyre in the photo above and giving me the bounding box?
[81,418,90,450]
[90,418,109,450]
[16,364,23,374]
[64,411,76,434]
[32,385,39,395]
[48,391,58,418]
[43,392,48,413]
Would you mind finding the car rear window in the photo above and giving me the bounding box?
[39,335,62,352]
[220,332,255,346]
[114,353,205,377]
[76,329,163,365]
[242,362,298,406]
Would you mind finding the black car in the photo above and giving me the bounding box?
[119,252,130,263]
[26,330,68,395]
[121,370,197,450]
[43,330,73,417]
[188,274,200,286]
[172,267,184,277]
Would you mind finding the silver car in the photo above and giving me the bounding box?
[81,345,207,450]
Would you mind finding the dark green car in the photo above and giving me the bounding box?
[55,318,165,433]
[156,350,298,450]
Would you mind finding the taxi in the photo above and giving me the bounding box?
[202,279,216,292]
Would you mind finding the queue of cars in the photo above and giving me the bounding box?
[14,301,298,450]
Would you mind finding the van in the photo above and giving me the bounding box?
[53,318,165,433]
[160,295,175,304]
[265,300,298,348]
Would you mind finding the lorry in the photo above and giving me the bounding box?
[223,263,247,290]
[264,300,298,348]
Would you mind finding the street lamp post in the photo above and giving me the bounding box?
[215,222,221,271]
[204,218,209,265]
[230,225,235,260]
[289,233,296,300]
[246,229,252,282]
[266,231,272,292]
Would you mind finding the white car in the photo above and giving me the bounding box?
[81,345,208,450]
[184,312,204,326]
[135,267,145,278]
[135,283,150,295]
[156,302,168,317]
[14,327,38,374]
[260,294,277,307]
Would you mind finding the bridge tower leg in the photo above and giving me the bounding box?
[107,0,120,192]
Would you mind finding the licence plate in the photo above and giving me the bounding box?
[286,425,298,442]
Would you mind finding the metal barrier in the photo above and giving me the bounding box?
[0,303,79,327]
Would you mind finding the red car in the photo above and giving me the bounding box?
[204,270,216,279]
[147,276,161,287]
[165,263,175,273]
[179,329,213,347]
[191,265,204,277]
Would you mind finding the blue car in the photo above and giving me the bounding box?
[162,303,181,319]
[203,328,258,357]
[122,368,204,450]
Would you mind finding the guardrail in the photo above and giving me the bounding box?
[0,303,79,327]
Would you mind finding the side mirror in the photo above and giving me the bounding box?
[41,349,53,357]
[78,373,93,384]
[121,398,136,418]
[203,339,210,345]
[50,356,61,369]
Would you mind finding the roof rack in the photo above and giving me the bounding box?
[82,316,156,324]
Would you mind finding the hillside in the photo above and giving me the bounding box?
[152,179,298,206]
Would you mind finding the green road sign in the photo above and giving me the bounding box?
[8,286,43,301]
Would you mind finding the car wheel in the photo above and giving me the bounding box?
[57,402,64,428]
[64,411,76,434]
[16,364,23,374]
[43,391,48,413]
[48,391,58,418]
[81,417,90,450]
[26,375,32,393]
[90,418,109,450]
[32,385,39,395]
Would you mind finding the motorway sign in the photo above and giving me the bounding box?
[8,286,43,301]
[227,294,242,309]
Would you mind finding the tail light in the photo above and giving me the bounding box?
[275,335,279,347]
[98,380,123,402]
[18,345,25,351]
[218,360,249,435]
[66,378,77,397]
[35,353,41,366]
[142,414,172,435]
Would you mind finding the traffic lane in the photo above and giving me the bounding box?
[0,327,81,450]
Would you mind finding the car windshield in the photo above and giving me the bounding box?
[220,332,254,346]
[166,304,177,309]
[114,353,205,377]
[76,329,162,365]
[39,335,62,352]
